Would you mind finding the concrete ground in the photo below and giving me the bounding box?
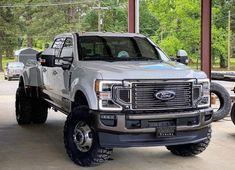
[1,80,235,170]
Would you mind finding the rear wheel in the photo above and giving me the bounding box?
[166,127,211,156]
[15,87,32,125]
[64,106,112,167]
[15,87,48,124]
[31,99,48,124]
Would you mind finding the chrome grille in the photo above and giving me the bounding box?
[132,81,192,110]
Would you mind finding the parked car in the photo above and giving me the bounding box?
[4,62,24,81]
[16,32,213,167]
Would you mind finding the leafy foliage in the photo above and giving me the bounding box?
[0,0,233,70]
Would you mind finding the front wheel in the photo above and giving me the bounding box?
[166,127,211,156]
[64,106,112,167]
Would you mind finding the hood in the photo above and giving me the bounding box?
[79,60,207,80]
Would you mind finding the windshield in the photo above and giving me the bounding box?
[78,36,165,61]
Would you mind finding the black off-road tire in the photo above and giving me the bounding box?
[31,99,48,124]
[210,82,231,121]
[64,106,112,167]
[15,87,32,125]
[166,127,212,156]
[230,103,235,125]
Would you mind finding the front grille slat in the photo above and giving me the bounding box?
[132,81,193,110]
[134,100,192,103]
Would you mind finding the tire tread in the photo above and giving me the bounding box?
[166,127,212,156]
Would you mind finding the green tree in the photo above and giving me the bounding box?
[211,0,231,68]
[0,1,20,70]
[147,0,201,60]
[139,0,159,37]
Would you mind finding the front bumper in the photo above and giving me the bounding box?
[91,108,213,147]
[98,127,210,148]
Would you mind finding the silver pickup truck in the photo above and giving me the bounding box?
[16,32,213,167]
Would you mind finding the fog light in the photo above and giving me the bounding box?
[100,114,117,127]
[100,114,116,120]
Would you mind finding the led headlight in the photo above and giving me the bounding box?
[197,79,210,108]
[95,80,122,111]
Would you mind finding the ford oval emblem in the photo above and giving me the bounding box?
[154,90,176,101]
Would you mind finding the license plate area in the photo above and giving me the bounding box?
[152,120,176,138]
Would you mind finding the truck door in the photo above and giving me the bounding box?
[41,37,65,101]
[51,37,73,111]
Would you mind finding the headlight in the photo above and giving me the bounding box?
[197,79,210,108]
[95,80,122,111]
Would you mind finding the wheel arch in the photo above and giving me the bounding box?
[72,90,89,109]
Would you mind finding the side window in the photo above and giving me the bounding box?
[51,37,65,59]
[135,38,159,59]
[60,37,73,58]
[52,38,65,49]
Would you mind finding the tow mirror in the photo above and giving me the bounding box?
[39,54,56,67]
[176,50,189,65]
[39,51,73,70]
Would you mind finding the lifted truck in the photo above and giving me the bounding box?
[16,32,213,167]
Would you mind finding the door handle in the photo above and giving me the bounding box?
[53,70,58,75]
[42,68,47,72]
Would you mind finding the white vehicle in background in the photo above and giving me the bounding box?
[4,62,24,81]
